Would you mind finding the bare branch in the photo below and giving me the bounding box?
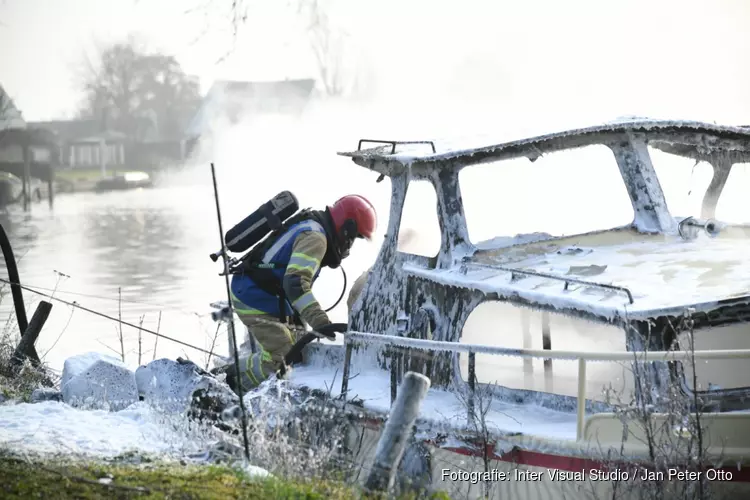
[204,0,360,97]
[75,35,201,140]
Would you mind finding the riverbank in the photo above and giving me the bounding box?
[0,339,450,500]
[1,453,416,500]
[55,168,136,194]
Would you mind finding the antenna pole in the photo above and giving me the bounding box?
[209,162,251,461]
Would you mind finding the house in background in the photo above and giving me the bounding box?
[29,115,184,178]
[28,119,128,176]
[183,78,316,158]
[0,83,57,207]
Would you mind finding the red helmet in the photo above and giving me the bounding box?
[329,194,378,241]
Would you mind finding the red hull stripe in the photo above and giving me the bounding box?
[428,443,750,483]
[352,419,750,482]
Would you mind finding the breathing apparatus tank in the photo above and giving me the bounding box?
[209,191,300,262]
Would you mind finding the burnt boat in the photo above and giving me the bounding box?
[214,118,750,499]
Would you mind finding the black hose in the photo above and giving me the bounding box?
[0,222,28,333]
[324,265,347,313]
[283,332,320,367]
[282,321,348,372]
[279,266,347,372]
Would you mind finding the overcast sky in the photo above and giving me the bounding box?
[2,0,750,125]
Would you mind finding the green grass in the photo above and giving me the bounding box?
[55,168,108,182]
[0,455,452,500]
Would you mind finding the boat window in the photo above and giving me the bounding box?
[458,300,634,404]
[0,144,22,162]
[397,180,442,258]
[30,146,50,163]
[715,163,750,224]
[458,145,634,244]
[676,323,750,393]
[647,147,713,218]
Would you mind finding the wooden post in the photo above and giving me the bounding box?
[467,351,476,422]
[340,341,353,399]
[99,138,107,177]
[365,371,431,493]
[11,300,52,371]
[576,358,587,441]
[408,310,431,375]
[21,138,31,211]
[521,309,533,385]
[47,162,54,208]
[542,311,552,392]
[390,346,398,405]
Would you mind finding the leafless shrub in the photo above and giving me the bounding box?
[585,309,722,500]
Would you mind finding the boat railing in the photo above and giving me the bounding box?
[341,331,750,441]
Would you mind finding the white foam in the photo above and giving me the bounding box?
[0,401,211,458]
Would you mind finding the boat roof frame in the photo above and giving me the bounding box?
[339,119,750,174]
[338,118,750,232]
[338,118,750,324]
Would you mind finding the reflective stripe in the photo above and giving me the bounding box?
[283,327,294,344]
[255,353,266,380]
[234,307,268,317]
[244,354,259,386]
[292,291,317,312]
[244,351,273,386]
[287,252,320,272]
[262,220,323,263]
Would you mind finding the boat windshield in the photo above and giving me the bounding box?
[458,141,750,246]
[458,144,636,244]
[648,146,750,225]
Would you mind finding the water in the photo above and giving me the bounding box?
[0,181,376,374]
[0,107,424,374]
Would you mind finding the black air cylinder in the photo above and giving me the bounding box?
[224,191,299,253]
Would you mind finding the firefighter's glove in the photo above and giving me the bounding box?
[313,322,348,340]
[276,361,292,380]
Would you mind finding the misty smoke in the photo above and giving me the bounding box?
[157,0,750,324]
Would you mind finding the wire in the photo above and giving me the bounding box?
[0,279,204,316]
[0,276,219,357]
[324,265,347,313]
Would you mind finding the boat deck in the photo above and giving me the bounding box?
[405,226,750,321]
[288,364,578,440]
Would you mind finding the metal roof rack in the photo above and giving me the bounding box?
[463,261,635,304]
[356,139,436,154]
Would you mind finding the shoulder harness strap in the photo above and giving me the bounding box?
[234,209,318,324]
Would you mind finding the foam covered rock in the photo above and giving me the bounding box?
[30,388,63,403]
[135,358,238,415]
[61,352,139,411]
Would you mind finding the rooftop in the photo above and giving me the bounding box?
[27,119,126,143]
[0,84,26,131]
[184,78,316,138]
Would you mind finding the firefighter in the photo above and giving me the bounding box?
[225,194,377,394]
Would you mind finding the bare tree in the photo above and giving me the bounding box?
[77,36,201,141]
[296,0,352,97]
[215,0,360,98]
[588,311,718,500]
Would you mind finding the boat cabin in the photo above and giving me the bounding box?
[208,119,750,498]
[337,119,750,415]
